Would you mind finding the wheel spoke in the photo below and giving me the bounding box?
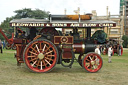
[86,64,91,68]
[40,61,43,70]
[36,44,40,53]
[36,60,40,67]
[42,44,46,53]
[42,60,47,67]
[92,55,95,60]
[44,46,51,52]
[47,55,55,57]
[29,51,38,56]
[31,60,37,67]
[40,42,42,50]
[89,56,92,60]
[31,47,38,54]
[27,56,36,58]
[30,57,37,62]
[86,62,90,66]
[45,59,51,66]
[93,65,96,69]
[86,58,90,62]
[45,57,53,61]
[44,50,53,56]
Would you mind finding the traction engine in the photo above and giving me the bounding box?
[9,14,117,73]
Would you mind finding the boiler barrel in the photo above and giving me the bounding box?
[84,44,96,53]
[72,44,97,54]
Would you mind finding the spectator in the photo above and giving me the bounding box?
[118,44,121,56]
[108,45,113,63]
[0,39,3,54]
[2,40,6,49]
[95,45,101,55]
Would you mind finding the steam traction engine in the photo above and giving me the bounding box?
[9,14,116,73]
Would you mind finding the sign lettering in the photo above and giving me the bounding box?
[10,23,116,27]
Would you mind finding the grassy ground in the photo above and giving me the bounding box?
[0,49,128,85]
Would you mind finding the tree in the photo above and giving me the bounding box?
[14,8,49,19]
[122,35,128,48]
[0,8,49,41]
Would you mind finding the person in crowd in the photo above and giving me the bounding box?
[108,45,113,63]
[95,45,101,55]
[117,44,121,56]
[0,39,3,54]
[2,40,6,49]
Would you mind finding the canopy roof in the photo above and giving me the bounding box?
[10,15,116,28]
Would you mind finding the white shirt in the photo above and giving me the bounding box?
[95,48,101,55]
[108,47,113,56]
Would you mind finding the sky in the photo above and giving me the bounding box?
[0,0,120,24]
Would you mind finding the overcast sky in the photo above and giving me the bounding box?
[0,0,120,24]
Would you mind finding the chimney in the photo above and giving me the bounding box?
[106,6,109,17]
[64,9,67,15]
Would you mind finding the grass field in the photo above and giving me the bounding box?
[0,49,128,85]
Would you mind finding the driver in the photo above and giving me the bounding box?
[29,27,38,41]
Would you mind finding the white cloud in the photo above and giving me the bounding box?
[0,0,120,24]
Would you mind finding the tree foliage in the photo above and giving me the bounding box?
[0,8,49,41]
[122,35,128,48]
[14,8,49,19]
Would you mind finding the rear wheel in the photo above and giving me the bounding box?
[11,43,16,50]
[82,52,103,73]
[23,39,58,73]
[6,42,11,49]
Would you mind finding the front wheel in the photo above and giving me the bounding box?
[23,39,58,73]
[82,52,103,73]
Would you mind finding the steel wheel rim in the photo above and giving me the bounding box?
[78,54,84,67]
[82,52,103,73]
[23,39,58,73]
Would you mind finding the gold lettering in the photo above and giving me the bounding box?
[16,23,20,26]
[103,24,109,26]
[32,24,36,26]
[83,24,88,27]
[46,24,50,26]
[20,23,23,26]
[64,24,67,26]
[36,24,39,26]
[23,23,29,26]
[99,24,102,27]
[53,23,55,27]
[70,23,79,27]
[29,24,33,26]
[41,24,44,26]
[12,23,15,26]
[91,24,96,27]
[52,23,66,27]
[110,24,113,27]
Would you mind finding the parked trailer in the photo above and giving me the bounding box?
[9,14,117,73]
